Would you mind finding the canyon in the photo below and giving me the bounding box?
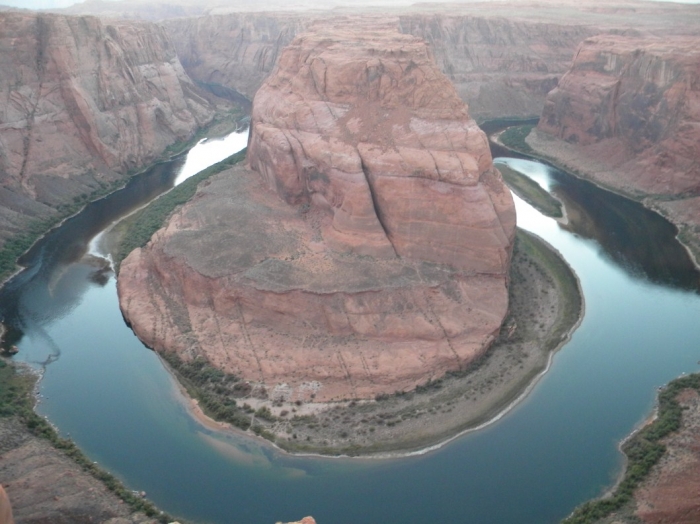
[159,0,700,124]
[0,1,699,523]
[529,33,700,264]
[0,11,217,249]
[516,31,700,524]
[118,20,516,404]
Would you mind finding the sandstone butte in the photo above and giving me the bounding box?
[534,34,700,257]
[0,12,214,247]
[118,20,516,403]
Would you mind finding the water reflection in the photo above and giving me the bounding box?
[1,122,699,524]
[495,157,700,292]
[0,130,249,358]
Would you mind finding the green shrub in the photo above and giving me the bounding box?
[563,373,700,523]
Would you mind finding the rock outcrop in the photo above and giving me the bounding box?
[538,34,700,197]
[530,33,700,260]
[0,12,215,247]
[0,485,13,524]
[118,21,515,403]
[276,518,316,524]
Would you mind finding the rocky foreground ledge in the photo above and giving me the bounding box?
[118,19,515,404]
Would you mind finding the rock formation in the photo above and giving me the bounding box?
[538,34,700,197]
[0,12,215,247]
[276,518,316,524]
[530,33,700,259]
[118,21,515,403]
[164,12,593,120]
[163,1,700,123]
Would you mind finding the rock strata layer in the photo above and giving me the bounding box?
[531,34,700,260]
[118,22,515,403]
[539,34,700,197]
[164,12,593,121]
[0,12,214,247]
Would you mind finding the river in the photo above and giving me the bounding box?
[1,126,699,524]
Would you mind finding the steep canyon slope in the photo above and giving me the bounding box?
[529,33,700,260]
[162,0,700,123]
[0,12,215,248]
[118,21,515,403]
[164,12,593,121]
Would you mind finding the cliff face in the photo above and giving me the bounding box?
[118,21,515,403]
[164,13,309,101]
[0,12,215,246]
[397,15,595,120]
[165,13,592,120]
[247,20,514,272]
[538,34,700,197]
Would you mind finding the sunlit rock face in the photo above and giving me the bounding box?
[118,20,515,403]
[0,12,214,246]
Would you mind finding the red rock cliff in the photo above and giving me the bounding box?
[538,34,700,197]
[248,20,514,272]
[163,1,700,123]
[0,12,215,247]
[118,21,515,403]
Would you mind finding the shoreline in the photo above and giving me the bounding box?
[0,113,245,290]
[158,229,585,459]
[495,126,700,273]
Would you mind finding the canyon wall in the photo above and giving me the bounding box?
[0,12,215,247]
[397,15,595,120]
[164,13,593,120]
[530,34,700,259]
[538,34,700,197]
[118,21,515,403]
[164,13,309,101]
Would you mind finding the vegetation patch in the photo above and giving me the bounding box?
[496,163,563,218]
[499,124,535,154]
[562,373,700,524]
[0,359,177,522]
[159,352,267,435]
[113,148,247,267]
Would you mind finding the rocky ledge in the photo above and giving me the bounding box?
[118,20,515,404]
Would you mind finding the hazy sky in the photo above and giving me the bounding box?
[3,0,700,10]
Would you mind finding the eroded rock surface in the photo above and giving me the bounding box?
[530,33,700,260]
[0,12,214,247]
[538,34,700,197]
[164,1,700,123]
[0,417,157,524]
[118,22,515,403]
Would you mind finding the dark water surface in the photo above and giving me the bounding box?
[1,128,700,524]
